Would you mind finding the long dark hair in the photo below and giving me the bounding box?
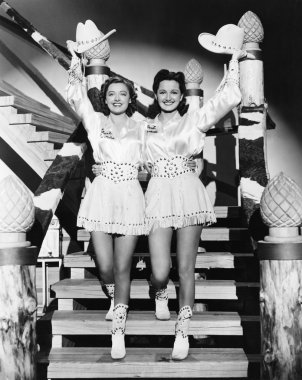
[147,69,188,118]
[100,76,137,117]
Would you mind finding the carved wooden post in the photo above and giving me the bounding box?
[237,11,269,243]
[83,31,112,111]
[184,58,204,177]
[0,175,38,380]
[257,172,302,379]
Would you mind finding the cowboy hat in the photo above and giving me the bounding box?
[198,24,244,54]
[74,19,116,53]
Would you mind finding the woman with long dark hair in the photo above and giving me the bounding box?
[145,50,245,360]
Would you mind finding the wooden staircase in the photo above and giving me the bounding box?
[37,206,260,379]
[0,80,75,172]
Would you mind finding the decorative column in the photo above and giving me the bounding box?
[257,172,302,379]
[184,58,204,177]
[184,59,207,336]
[0,175,38,380]
[83,33,112,111]
[237,11,269,243]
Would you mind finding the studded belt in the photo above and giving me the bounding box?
[151,155,193,178]
[99,161,138,183]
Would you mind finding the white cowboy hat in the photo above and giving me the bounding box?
[198,24,244,54]
[74,19,116,53]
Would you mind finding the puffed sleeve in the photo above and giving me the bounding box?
[66,78,101,136]
[189,59,242,133]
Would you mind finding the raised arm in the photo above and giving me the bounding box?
[190,51,245,133]
[66,41,100,131]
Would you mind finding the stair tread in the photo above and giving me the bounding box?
[9,112,74,134]
[64,251,235,269]
[42,310,243,336]
[38,347,248,378]
[51,278,238,300]
[78,226,249,242]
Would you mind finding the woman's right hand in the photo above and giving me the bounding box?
[66,40,78,57]
[92,164,102,176]
[144,162,153,174]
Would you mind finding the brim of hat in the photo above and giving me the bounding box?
[75,29,116,53]
[198,33,236,55]
[75,39,101,53]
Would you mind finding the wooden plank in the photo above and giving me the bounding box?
[0,113,48,178]
[64,251,234,269]
[27,131,68,145]
[77,227,249,242]
[0,106,18,116]
[51,278,237,300]
[0,80,51,111]
[38,347,248,378]
[8,112,74,135]
[0,95,76,133]
[47,310,243,336]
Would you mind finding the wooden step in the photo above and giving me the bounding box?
[12,123,68,145]
[8,112,74,135]
[64,251,234,269]
[38,347,248,378]
[0,95,76,133]
[0,80,51,111]
[42,310,243,336]
[27,130,68,145]
[77,227,249,242]
[51,278,237,300]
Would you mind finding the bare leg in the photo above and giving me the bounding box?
[148,227,173,288]
[149,227,172,320]
[111,234,137,360]
[91,231,114,284]
[113,234,138,305]
[176,225,202,309]
[172,225,202,360]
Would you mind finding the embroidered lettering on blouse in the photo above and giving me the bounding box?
[147,124,158,133]
[100,128,115,139]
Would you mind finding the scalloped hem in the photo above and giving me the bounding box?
[78,217,147,236]
[146,212,216,232]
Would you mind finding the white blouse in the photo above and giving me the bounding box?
[66,82,145,168]
[144,81,241,163]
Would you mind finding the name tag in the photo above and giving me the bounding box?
[147,124,158,133]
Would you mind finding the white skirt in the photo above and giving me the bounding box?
[77,175,146,235]
[145,171,216,232]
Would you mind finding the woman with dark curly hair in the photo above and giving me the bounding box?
[66,48,146,359]
[145,51,244,360]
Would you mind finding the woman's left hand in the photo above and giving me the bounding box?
[232,50,255,61]
[92,164,102,176]
[187,159,197,172]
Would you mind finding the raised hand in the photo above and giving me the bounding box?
[66,40,78,57]
[232,49,255,61]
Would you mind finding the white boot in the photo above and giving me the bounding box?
[104,284,114,321]
[111,303,128,360]
[172,305,192,360]
[155,287,170,320]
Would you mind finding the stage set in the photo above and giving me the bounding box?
[0,1,301,379]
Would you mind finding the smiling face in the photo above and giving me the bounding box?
[156,80,183,113]
[105,82,131,115]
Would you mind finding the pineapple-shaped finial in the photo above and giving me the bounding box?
[84,39,111,61]
[260,172,302,228]
[238,11,264,44]
[0,176,34,248]
[184,58,204,84]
